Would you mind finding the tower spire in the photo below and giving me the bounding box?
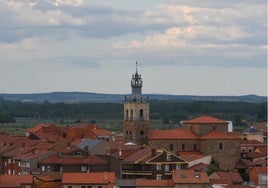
[136,61,138,73]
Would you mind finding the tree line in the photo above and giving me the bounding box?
[0,98,266,127]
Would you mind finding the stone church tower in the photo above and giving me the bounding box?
[123,62,149,145]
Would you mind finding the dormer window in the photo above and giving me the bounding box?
[167,154,171,161]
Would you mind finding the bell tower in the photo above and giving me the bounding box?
[123,62,149,145]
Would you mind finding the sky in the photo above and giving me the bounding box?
[0,0,267,96]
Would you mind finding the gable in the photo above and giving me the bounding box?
[147,150,187,164]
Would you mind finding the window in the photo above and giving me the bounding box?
[81,186,86,188]
[169,144,173,151]
[182,144,185,151]
[164,164,169,172]
[140,109,143,117]
[126,110,129,120]
[8,158,11,164]
[176,164,181,170]
[87,186,92,188]
[156,164,161,171]
[167,154,171,161]
[81,166,87,172]
[140,131,145,139]
[76,152,81,156]
[219,143,223,150]
[130,109,133,121]
[193,144,197,151]
[67,186,72,188]
[98,186,102,188]
[156,174,162,180]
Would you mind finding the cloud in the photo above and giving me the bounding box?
[112,1,267,68]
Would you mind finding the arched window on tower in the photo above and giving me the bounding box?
[129,131,133,140]
[130,110,133,121]
[125,131,128,139]
[139,109,143,121]
[126,110,129,121]
[140,131,145,139]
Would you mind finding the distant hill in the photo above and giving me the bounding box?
[0,92,266,103]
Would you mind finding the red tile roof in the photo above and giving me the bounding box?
[215,171,243,184]
[200,131,237,140]
[250,166,267,174]
[183,115,228,124]
[136,179,174,187]
[122,146,151,163]
[91,128,111,137]
[172,169,210,184]
[253,122,267,132]
[148,129,198,140]
[62,172,115,184]
[188,163,209,171]
[0,175,33,187]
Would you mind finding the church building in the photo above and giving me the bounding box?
[122,63,240,171]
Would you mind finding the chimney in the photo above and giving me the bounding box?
[104,171,107,181]
[119,147,122,156]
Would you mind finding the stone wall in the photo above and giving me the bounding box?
[148,139,200,153]
[200,139,240,170]
[183,123,228,136]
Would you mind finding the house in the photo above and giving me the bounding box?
[252,122,267,142]
[172,169,210,188]
[121,146,188,179]
[76,139,119,155]
[249,166,267,188]
[61,172,115,188]
[209,171,244,185]
[243,126,264,143]
[39,147,108,173]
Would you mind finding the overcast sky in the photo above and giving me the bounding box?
[0,0,267,96]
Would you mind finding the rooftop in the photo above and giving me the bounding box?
[62,172,115,184]
[148,129,198,140]
[183,115,228,124]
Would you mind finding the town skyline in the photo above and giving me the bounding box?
[0,0,267,96]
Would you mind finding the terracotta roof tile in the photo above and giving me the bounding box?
[200,131,238,140]
[122,146,151,162]
[91,128,111,137]
[136,179,174,187]
[62,172,115,184]
[0,175,33,187]
[215,171,243,183]
[253,122,267,132]
[188,163,209,171]
[172,169,210,184]
[148,129,198,140]
[184,115,228,124]
[251,166,268,174]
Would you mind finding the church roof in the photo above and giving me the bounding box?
[148,129,198,140]
[183,115,228,124]
[200,131,237,140]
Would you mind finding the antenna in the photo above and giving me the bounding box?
[136,61,138,73]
